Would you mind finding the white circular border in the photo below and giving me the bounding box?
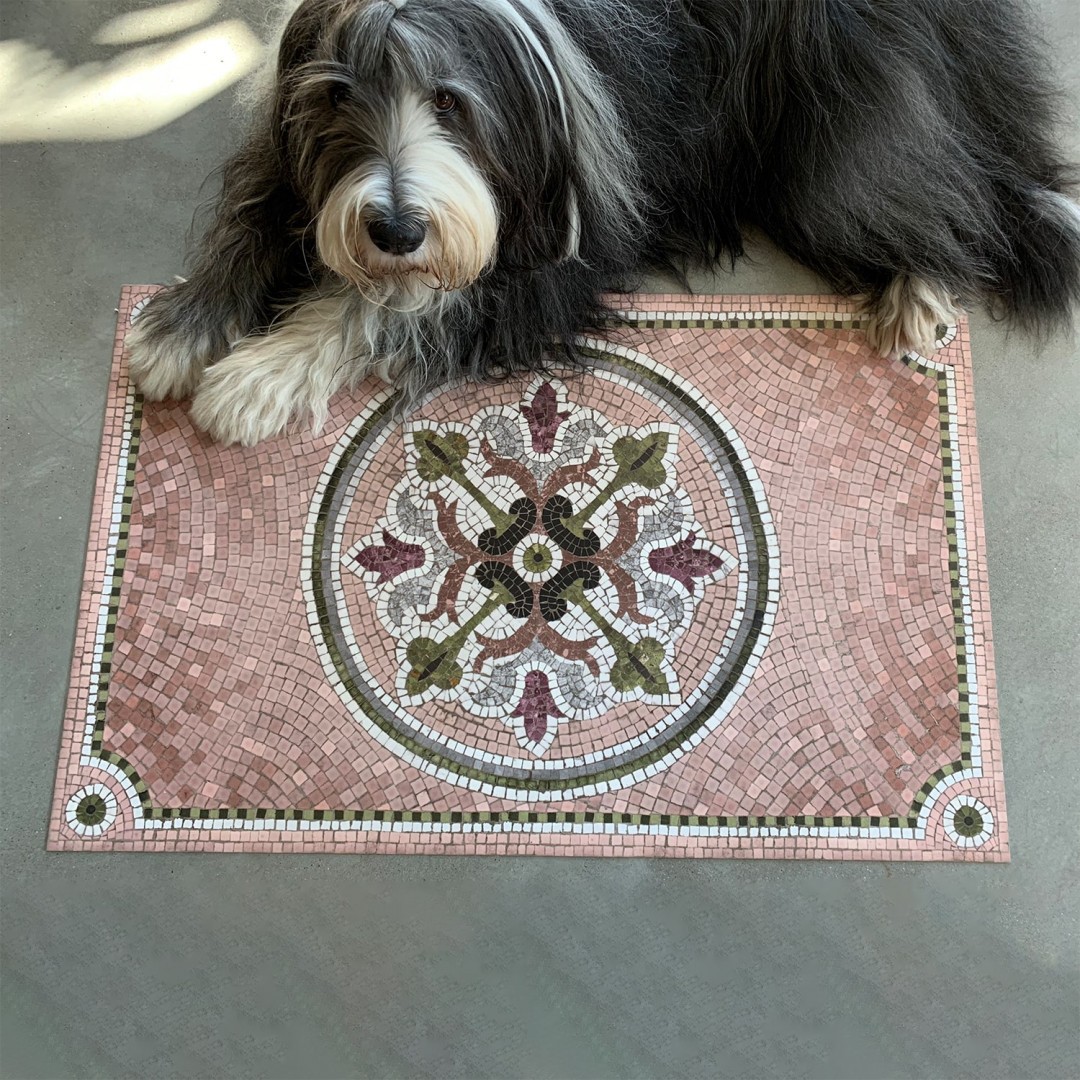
[942,795,994,848]
[303,341,780,801]
[65,783,118,837]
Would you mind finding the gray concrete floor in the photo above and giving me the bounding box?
[2,2,1078,1078]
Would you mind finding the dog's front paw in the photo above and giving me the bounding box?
[863,276,960,359]
[190,348,297,447]
[126,291,225,401]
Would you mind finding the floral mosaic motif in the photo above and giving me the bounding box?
[520,381,571,453]
[510,670,565,755]
[343,378,737,756]
[352,530,425,583]
[648,532,727,594]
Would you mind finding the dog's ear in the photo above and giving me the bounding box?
[276,0,327,76]
[479,1,643,269]
[195,3,319,256]
[492,132,585,268]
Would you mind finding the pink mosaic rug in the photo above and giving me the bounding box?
[48,288,1008,858]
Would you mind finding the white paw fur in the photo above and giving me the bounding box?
[189,296,364,446]
[864,276,960,359]
[125,315,219,401]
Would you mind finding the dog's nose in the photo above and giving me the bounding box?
[367,216,426,255]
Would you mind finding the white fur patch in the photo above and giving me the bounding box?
[1039,190,1080,235]
[480,0,645,255]
[125,312,220,401]
[189,293,370,445]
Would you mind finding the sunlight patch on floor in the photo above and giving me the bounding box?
[0,14,263,142]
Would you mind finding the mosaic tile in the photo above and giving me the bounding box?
[46,289,1007,859]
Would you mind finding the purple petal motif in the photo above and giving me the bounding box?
[354,530,425,583]
[511,670,565,745]
[521,382,571,454]
[648,532,724,595]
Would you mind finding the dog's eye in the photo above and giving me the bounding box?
[328,82,350,108]
[433,89,458,115]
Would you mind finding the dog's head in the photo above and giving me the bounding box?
[270,0,642,305]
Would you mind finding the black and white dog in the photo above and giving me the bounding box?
[128,0,1080,445]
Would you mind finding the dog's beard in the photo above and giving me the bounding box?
[315,92,498,310]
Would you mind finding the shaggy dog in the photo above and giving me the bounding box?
[127,0,1080,446]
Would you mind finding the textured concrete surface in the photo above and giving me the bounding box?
[1,2,1077,1077]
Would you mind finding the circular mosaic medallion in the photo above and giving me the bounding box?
[305,343,778,798]
[943,796,994,847]
[65,783,118,836]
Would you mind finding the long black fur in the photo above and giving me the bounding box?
[135,0,1080,402]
